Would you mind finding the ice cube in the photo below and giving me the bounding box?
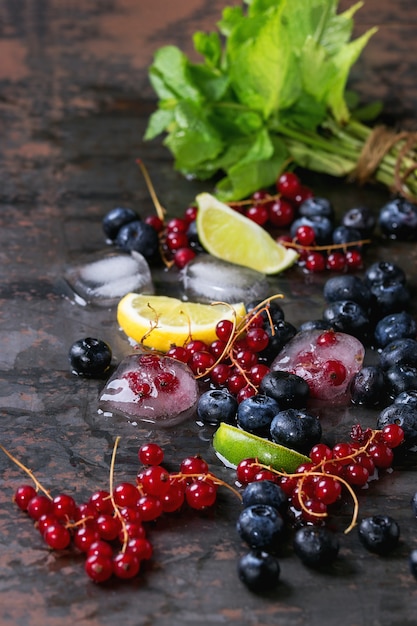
[64,251,154,306]
[271,329,365,402]
[98,353,198,427]
[180,254,270,304]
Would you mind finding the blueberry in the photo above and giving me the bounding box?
[369,281,411,318]
[379,338,417,370]
[377,403,417,446]
[236,504,285,552]
[270,408,321,454]
[409,550,417,579]
[358,515,400,555]
[293,526,340,568]
[259,320,297,363]
[241,480,287,513]
[237,550,280,592]
[323,275,372,310]
[322,300,370,341]
[385,365,417,398]
[364,261,407,287]
[185,220,203,251]
[332,225,362,247]
[236,394,280,436]
[374,311,417,348]
[394,390,417,407]
[350,366,386,407]
[259,371,310,409]
[102,207,139,241]
[298,196,334,220]
[290,215,333,245]
[115,220,159,260]
[341,205,375,236]
[196,389,238,426]
[379,197,417,240]
[69,337,112,378]
[298,319,333,333]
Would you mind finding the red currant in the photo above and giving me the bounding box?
[14,485,37,511]
[296,225,316,246]
[138,442,164,466]
[185,480,217,509]
[268,198,295,227]
[305,251,326,272]
[277,172,302,200]
[85,552,113,583]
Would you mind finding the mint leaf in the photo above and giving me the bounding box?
[144,109,174,141]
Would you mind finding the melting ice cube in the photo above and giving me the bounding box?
[64,251,154,306]
[98,353,198,427]
[271,329,365,402]
[180,254,271,304]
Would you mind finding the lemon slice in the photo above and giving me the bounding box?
[213,422,310,473]
[196,193,299,275]
[117,293,246,352]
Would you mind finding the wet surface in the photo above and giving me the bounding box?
[1,2,417,625]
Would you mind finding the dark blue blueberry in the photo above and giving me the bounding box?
[374,311,417,348]
[332,225,362,247]
[409,550,417,579]
[358,515,400,555]
[298,319,333,333]
[364,261,406,287]
[293,526,340,568]
[379,197,417,240]
[290,215,333,245]
[259,371,310,409]
[69,337,112,378]
[369,281,411,318]
[298,196,334,220]
[185,220,204,251]
[322,300,370,341]
[241,480,287,513]
[102,207,139,241]
[379,338,417,370]
[236,394,280,436]
[237,550,280,592]
[270,408,321,454]
[196,389,238,426]
[377,403,417,446]
[350,366,386,407]
[341,205,375,236]
[260,320,297,363]
[115,220,159,260]
[236,504,285,552]
[323,275,372,310]
[385,365,417,398]
[394,390,417,407]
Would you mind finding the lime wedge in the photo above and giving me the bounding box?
[213,423,310,473]
[196,192,298,275]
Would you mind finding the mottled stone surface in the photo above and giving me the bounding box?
[1,2,417,625]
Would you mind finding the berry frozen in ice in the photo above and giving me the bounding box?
[98,353,198,426]
[270,329,365,402]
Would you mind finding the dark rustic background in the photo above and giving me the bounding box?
[1,2,417,626]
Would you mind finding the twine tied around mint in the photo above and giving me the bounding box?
[350,125,417,202]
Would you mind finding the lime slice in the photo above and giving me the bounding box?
[117,293,246,352]
[213,422,310,473]
[196,193,298,275]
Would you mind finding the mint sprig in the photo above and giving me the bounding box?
[145,0,417,202]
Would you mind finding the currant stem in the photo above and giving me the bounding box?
[108,436,130,551]
[136,158,166,223]
[0,444,53,499]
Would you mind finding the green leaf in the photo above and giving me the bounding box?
[193,31,222,68]
[217,6,245,37]
[325,27,377,122]
[187,64,230,102]
[226,4,300,118]
[216,136,288,201]
[149,46,201,103]
[164,101,223,172]
[143,109,175,140]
